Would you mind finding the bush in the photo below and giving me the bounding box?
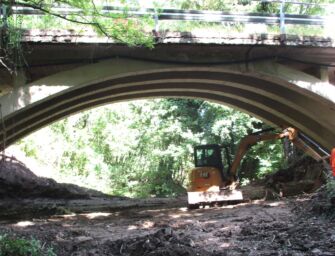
[0,234,55,256]
[326,179,335,200]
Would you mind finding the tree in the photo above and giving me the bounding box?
[0,0,154,72]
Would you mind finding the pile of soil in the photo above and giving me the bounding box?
[304,184,335,219]
[0,155,187,220]
[264,157,326,194]
[0,155,110,199]
[240,157,327,201]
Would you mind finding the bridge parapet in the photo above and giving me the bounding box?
[22,29,335,46]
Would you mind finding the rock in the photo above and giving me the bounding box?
[311,248,322,255]
[163,227,173,236]
[57,240,73,251]
[73,236,93,244]
[303,242,314,250]
[144,239,157,250]
[180,237,195,247]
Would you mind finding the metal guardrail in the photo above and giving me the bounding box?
[3,1,335,35]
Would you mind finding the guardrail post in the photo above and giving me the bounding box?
[279,0,286,34]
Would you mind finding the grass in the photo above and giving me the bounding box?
[0,234,56,256]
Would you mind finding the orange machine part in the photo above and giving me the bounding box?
[188,167,223,192]
[331,148,335,177]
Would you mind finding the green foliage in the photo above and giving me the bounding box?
[193,101,284,179]
[2,0,335,72]
[0,234,55,256]
[171,0,255,11]
[165,0,335,37]
[171,0,335,14]
[326,179,335,199]
[15,0,154,47]
[17,99,285,198]
[1,0,154,71]
[19,139,37,158]
[0,10,25,72]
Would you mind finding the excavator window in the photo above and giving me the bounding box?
[194,144,223,171]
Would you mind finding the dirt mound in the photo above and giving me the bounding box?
[264,157,328,198]
[0,155,112,199]
[239,157,327,200]
[265,157,325,185]
[0,155,187,220]
[304,183,335,219]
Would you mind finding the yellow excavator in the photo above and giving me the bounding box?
[187,127,329,209]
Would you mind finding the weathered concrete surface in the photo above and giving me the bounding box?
[10,30,335,85]
[0,58,335,151]
[22,30,335,46]
[0,30,334,151]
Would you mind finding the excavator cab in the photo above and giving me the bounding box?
[188,144,243,209]
[194,144,223,171]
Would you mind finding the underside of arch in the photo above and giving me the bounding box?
[0,64,334,152]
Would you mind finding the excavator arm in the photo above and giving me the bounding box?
[229,127,326,181]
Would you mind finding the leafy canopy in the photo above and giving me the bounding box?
[17,99,285,197]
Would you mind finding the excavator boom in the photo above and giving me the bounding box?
[228,127,325,182]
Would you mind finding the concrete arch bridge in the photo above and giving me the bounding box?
[0,33,334,153]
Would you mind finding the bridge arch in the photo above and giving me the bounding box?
[0,58,334,151]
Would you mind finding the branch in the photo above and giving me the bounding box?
[0,57,13,73]
[2,1,153,47]
[3,0,110,37]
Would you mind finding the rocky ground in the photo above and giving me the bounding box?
[0,155,334,255]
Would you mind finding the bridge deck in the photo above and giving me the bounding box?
[17,30,335,85]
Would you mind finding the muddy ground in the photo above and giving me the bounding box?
[0,155,335,255]
[0,195,334,256]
